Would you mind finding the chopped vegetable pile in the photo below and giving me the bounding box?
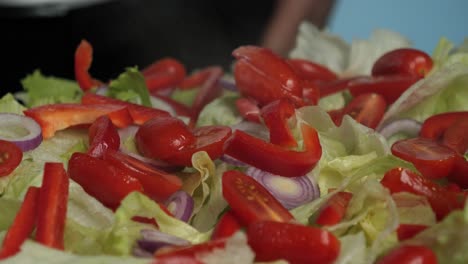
[1,22,468,264]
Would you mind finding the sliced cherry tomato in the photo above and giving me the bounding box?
[318,76,363,97]
[35,162,69,250]
[376,245,437,264]
[396,224,428,241]
[142,58,186,93]
[381,167,465,220]
[81,93,170,125]
[372,48,433,78]
[0,140,23,177]
[24,103,132,139]
[260,98,297,148]
[235,97,261,123]
[136,116,231,166]
[222,170,294,225]
[68,152,144,209]
[441,117,468,155]
[315,191,353,226]
[210,210,242,240]
[286,58,337,82]
[247,221,340,264]
[391,137,457,179]
[190,66,223,121]
[155,237,226,261]
[103,149,182,201]
[348,75,420,104]
[419,111,468,140]
[74,39,102,91]
[0,187,39,259]
[447,155,468,188]
[342,93,387,129]
[225,123,321,177]
[179,66,218,89]
[327,109,344,126]
[233,46,303,106]
[87,115,120,158]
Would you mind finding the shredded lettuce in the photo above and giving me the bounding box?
[108,67,152,107]
[196,93,242,127]
[0,94,27,115]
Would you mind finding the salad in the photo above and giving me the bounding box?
[1,21,468,264]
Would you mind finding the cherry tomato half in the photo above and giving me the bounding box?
[441,117,468,155]
[210,210,242,240]
[391,137,457,179]
[342,93,387,129]
[372,48,433,78]
[286,58,337,82]
[222,170,294,225]
[142,58,187,93]
[419,111,468,140]
[87,115,120,158]
[0,140,23,177]
[376,245,438,264]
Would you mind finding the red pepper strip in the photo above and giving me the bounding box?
[24,103,132,139]
[448,155,468,189]
[441,117,468,155]
[261,98,297,148]
[302,80,321,106]
[35,162,69,250]
[190,66,223,122]
[419,111,468,140]
[81,93,170,125]
[318,76,364,97]
[0,187,40,260]
[211,210,242,240]
[68,152,144,210]
[287,58,338,82]
[142,58,187,93]
[155,238,226,260]
[396,224,428,241]
[225,123,322,177]
[103,149,182,201]
[235,97,261,123]
[74,39,102,91]
[179,66,217,89]
[87,116,120,158]
[315,191,353,226]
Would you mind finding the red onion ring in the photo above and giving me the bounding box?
[0,113,43,151]
[220,154,248,167]
[164,190,194,222]
[245,166,320,209]
[377,118,422,139]
[134,229,190,257]
[219,78,238,91]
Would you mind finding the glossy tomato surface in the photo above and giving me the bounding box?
[372,48,433,77]
[376,245,437,264]
[0,139,23,177]
[342,93,387,129]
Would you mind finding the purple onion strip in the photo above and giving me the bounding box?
[134,229,191,257]
[0,113,43,151]
[164,190,194,222]
[377,118,422,139]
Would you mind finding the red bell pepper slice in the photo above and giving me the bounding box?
[102,149,182,201]
[87,115,120,158]
[142,58,186,93]
[235,97,261,123]
[210,210,242,240]
[155,238,226,262]
[318,76,363,97]
[441,116,468,155]
[179,66,220,89]
[260,98,297,148]
[287,58,338,82]
[81,93,170,125]
[35,162,69,250]
[419,111,468,140]
[24,103,132,139]
[376,245,437,264]
[190,66,223,122]
[224,123,322,177]
[447,155,468,189]
[396,224,428,241]
[315,191,353,226]
[68,152,144,209]
[0,187,39,259]
[74,39,102,91]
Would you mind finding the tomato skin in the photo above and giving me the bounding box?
[315,191,353,226]
[396,224,428,241]
[190,66,223,121]
[142,58,187,93]
[0,140,23,177]
[318,76,363,97]
[224,124,321,177]
[210,210,242,240]
[420,111,468,140]
[35,163,69,250]
[24,103,133,139]
[68,152,144,209]
[376,245,438,264]
[441,117,468,155]
[179,67,215,89]
[447,155,468,188]
[286,58,337,82]
[342,93,387,129]
[348,75,420,104]
[391,137,457,179]
[233,46,303,106]
[222,170,294,225]
[74,39,102,91]
[155,238,226,261]
[0,187,39,259]
[260,98,297,148]
[235,97,261,123]
[87,116,120,158]
[302,80,321,105]
[247,221,340,264]
[381,167,464,220]
[372,48,433,78]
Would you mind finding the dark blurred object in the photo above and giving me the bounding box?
[0,0,274,93]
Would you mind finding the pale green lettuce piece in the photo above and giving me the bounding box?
[108,67,151,107]
[196,93,242,127]
[171,87,199,107]
[197,232,255,264]
[0,93,26,114]
[318,92,346,111]
[392,193,436,226]
[20,70,82,107]
[335,232,368,264]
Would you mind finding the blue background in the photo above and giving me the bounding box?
[328,0,468,53]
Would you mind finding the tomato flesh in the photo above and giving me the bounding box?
[420,111,468,140]
[391,137,457,179]
[342,93,387,129]
[142,58,186,93]
[0,140,23,177]
[376,245,437,264]
[87,115,120,158]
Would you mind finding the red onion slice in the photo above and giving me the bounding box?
[377,118,422,139]
[0,113,43,151]
[245,166,320,209]
[220,154,248,167]
[164,190,194,222]
[134,229,191,257]
[219,78,238,91]
[230,121,269,141]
